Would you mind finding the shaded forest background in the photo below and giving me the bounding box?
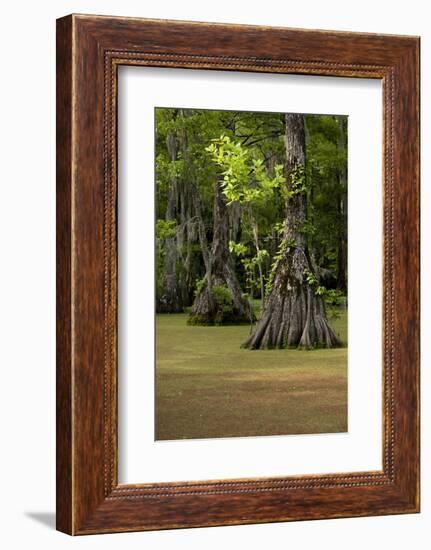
[155,107,347,349]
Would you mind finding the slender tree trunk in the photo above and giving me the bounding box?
[192,187,210,274]
[174,175,199,306]
[189,181,255,325]
[157,130,184,313]
[249,209,265,310]
[337,116,348,293]
[229,201,242,244]
[176,110,202,306]
[243,113,340,349]
[337,192,347,292]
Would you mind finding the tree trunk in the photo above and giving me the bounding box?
[337,116,348,293]
[249,209,265,310]
[337,192,347,292]
[176,110,202,306]
[243,113,340,349]
[189,181,255,325]
[157,130,184,313]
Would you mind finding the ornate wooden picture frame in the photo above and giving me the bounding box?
[56,14,420,535]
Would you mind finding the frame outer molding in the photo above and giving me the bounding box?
[56,14,420,535]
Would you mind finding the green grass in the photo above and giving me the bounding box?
[156,307,347,440]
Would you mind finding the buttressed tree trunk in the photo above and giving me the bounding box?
[244,113,340,349]
[189,180,255,325]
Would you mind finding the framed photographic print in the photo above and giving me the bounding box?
[56,14,420,535]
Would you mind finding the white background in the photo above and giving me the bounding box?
[118,68,382,483]
[0,0,428,548]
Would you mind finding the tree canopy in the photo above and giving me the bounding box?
[155,107,347,347]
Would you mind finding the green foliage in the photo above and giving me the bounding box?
[212,284,233,307]
[298,218,317,237]
[304,115,348,288]
[273,221,286,236]
[265,238,296,295]
[304,269,318,286]
[324,288,344,307]
[194,277,205,297]
[155,219,178,302]
[206,135,285,205]
[303,271,345,315]
[241,250,269,269]
[304,269,327,296]
[155,219,177,239]
[155,107,348,309]
[193,281,237,324]
[283,164,307,199]
[229,241,248,257]
[324,289,345,319]
[242,249,269,295]
[212,285,235,324]
[253,249,269,264]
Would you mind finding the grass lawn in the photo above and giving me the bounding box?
[156,306,347,440]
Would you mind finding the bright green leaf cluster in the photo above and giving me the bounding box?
[155,219,177,239]
[206,136,285,205]
[304,268,330,297]
[229,241,248,257]
[242,249,269,271]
